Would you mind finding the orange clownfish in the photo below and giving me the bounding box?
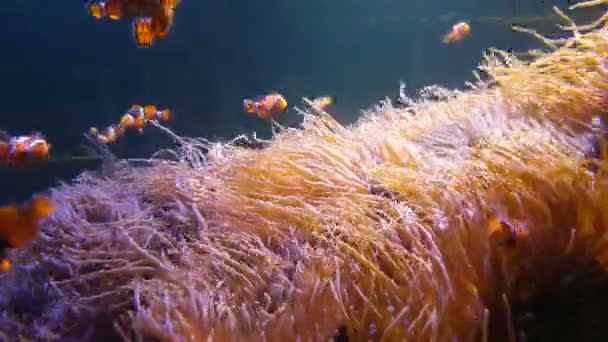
[0,131,50,164]
[119,114,135,129]
[87,126,107,144]
[442,21,471,44]
[102,125,126,143]
[0,196,55,272]
[3,133,52,162]
[311,96,334,111]
[124,104,146,132]
[87,125,125,144]
[243,93,288,120]
[151,8,174,41]
[87,1,106,19]
[27,138,52,158]
[104,0,124,20]
[134,18,155,47]
[143,105,173,122]
[89,104,173,144]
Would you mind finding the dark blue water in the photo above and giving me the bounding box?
[0,0,597,202]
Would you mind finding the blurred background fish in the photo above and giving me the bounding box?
[0,130,51,166]
[243,93,288,120]
[442,21,471,44]
[84,0,178,47]
[88,104,173,144]
[0,195,55,272]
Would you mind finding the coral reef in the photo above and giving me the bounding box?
[3,4,608,342]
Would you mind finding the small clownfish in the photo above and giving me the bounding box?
[134,115,146,133]
[9,136,30,158]
[27,138,51,158]
[101,125,125,143]
[156,108,173,121]
[143,105,158,120]
[143,105,173,122]
[0,196,55,272]
[88,125,126,144]
[133,18,155,48]
[87,1,106,19]
[243,93,288,120]
[120,113,135,129]
[126,104,147,132]
[4,133,50,161]
[151,11,172,41]
[311,96,334,111]
[443,21,471,44]
[488,214,530,247]
[87,127,100,139]
[104,0,124,20]
[128,104,144,118]
[87,127,106,144]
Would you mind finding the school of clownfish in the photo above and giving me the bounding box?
[0,87,533,273]
[0,92,336,272]
[0,131,52,165]
[84,0,472,48]
[0,1,475,274]
[84,0,180,47]
[86,104,173,144]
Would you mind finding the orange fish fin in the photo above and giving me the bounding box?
[0,258,11,272]
[1,197,54,249]
[160,109,173,121]
[28,196,55,219]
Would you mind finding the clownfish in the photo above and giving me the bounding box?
[0,196,55,272]
[0,132,52,163]
[104,0,124,20]
[311,96,334,111]
[151,7,174,40]
[143,105,173,122]
[102,125,126,143]
[87,127,106,144]
[119,114,135,129]
[87,125,125,144]
[133,9,174,48]
[27,137,52,158]
[243,92,288,120]
[442,21,471,44]
[88,104,173,144]
[87,1,106,19]
[124,104,146,132]
[86,0,178,47]
[134,18,155,47]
